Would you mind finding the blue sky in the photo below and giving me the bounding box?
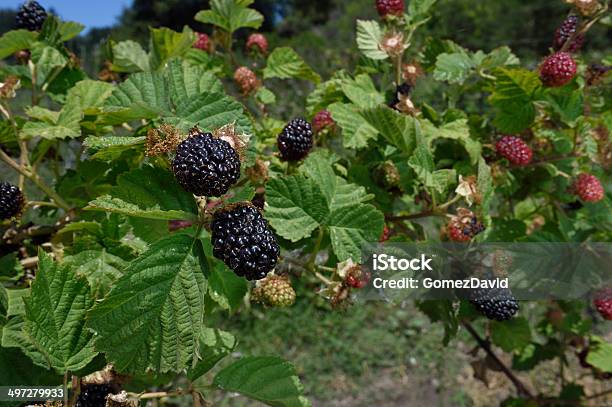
[1,0,131,30]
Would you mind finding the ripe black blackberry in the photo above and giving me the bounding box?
[469,287,519,321]
[15,1,47,31]
[277,118,313,161]
[0,182,25,220]
[75,384,113,407]
[172,131,241,197]
[211,203,280,280]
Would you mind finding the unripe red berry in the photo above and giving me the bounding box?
[234,66,259,95]
[539,52,577,87]
[495,136,533,166]
[553,15,585,52]
[375,0,404,18]
[246,33,268,54]
[193,32,211,52]
[571,173,604,202]
[312,110,335,133]
[593,288,612,320]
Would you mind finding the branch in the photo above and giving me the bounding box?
[462,321,534,398]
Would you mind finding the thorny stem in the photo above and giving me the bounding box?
[0,148,71,212]
[129,389,185,400]
[462,321,534,398]
[386,194,463,223]
[509,153,579,169]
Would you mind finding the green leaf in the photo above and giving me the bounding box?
[478,157,494,212]
[478,46,520,71]
[356,20,387,60]
[421,119,481,164]
[87,233,207,373]
[341,74,384,108]
[301,151,372,209]
[149,26,194,70]
[111,40,151,73]
[195,0,264,33]
[167,58,223,100]
[491,317,532,352]
[586,336,612,373]
[264,47,321,83]
[489,68,541,133]
[213,356,310,407]
[63,250,127,299]
[83,136,146,160]
[207,263,248,310]
[188,327,236,380]
[6,289,29,317]
[327,103,378,149]
[167,92,252,134]
[2,316,49,369]
[58,21,85,42]
[0,29,37,59]
[407,0,437,25]
[65,80,115,114]
[87,166,198,221]
[361,106,419,155]
[30,45,68,85]
[23,251,98,372]
[265,176,329,242]
[102,60,251,134]
[102,71,170,123]
[328,204,384,262]
[433,50,476,84]
[256,87,277,105]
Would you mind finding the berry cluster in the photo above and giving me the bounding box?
[193,32,211,52]
[571,173,604,202]
[246,33,268,54]
[375,0,404,18]
[496,135,533,166]
[75,384,114,407]
[469,287,519,321]
[447,210,485,242]
[211,204,280,280]
[171,130,241,197]
[0,182,25,220]
[277,118,313,161]
[539,52,577,87]
[15,1,47,31]
[593,288,612,320]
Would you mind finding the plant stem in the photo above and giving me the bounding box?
[63,371,68,406]
[307,227,325,271]
[385,210,445,222]
[0,148,71,212]
[462,321,534,398]
[130,389,185,399]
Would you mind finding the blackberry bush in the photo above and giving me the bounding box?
[0,1,609,406]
